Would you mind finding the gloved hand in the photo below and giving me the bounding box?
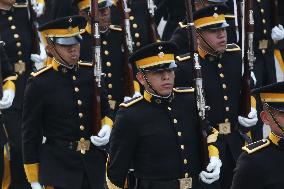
[123,91,142,102]
[199,156,222,184]
[238,107,258,128]
[271,24,284,41]
[90,124,112,146]
[31,1,45,17]
[0,89,15,109]
[31,42,47,70]
[30,182,43,189]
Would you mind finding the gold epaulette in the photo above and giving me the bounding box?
[109,25,122,32]
[173,87,194,93]
[31,65,52,77]
[176,53,191,62]
[13,3,28,8]
[119,96,143,108]
[242,139,270,154]
[78,61,92,67]
[179,22,188,29]
[226,43,241,52]
[225,14,235,19]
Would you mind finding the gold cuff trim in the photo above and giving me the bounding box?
[274,49,284,73]
[260,93,284,102]
[251,96,256,109]
[194,14,226,29]
[85,22,91,34]
[24,163,39,183]
[3,75,17,82]
[101,116,113,128]
[207,128,218,144]
[3,81,15,92]
[208,145,219,158]
[2,146,11,189]
[136,54,174,68]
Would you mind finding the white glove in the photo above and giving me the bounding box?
[31,43,47,70]
[30,182,43,189]
[32,2,45,17]
[0,89,15,109]
[123,91,142,102]
[271,24,284,41]
[250,71,257,86]
[90,125,112,146]
[238,107,258,128]
[199,156,222,184]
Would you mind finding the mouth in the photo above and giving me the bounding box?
[162,83,173,88]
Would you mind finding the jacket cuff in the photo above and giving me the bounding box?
[24,163,39,183]
[3,80,15,92]
[208,145,219,158]
[102,116,113,128]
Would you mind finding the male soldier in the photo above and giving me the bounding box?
[107,41,223,189]
[0,39,17,189]
[0,0,38,188]
[22,16,113,189]
[231,81,284,189]
[174,5,258,189]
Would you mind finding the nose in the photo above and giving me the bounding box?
[218,29,226,38]
[161,70,171,80]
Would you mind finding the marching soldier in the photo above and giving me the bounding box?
[22,16,113,189]
[107,41,222,189]
[231,81,284,189]
[173,5,258,189]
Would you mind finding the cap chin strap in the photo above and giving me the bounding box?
[141,69,171,99]
[197,29,221,57]
[265,103,284,134]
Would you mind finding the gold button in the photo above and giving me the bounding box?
[262,49,266,54]
[106,62,111,67]
[262,19,266,24]
[261,9,264,13]
[8,16,12,21]
[136,42,141,47]
[173,119,177,124]
[225,118,229,122]
[108,84,112,89]
[220,73,224,78]
[133,23,138,28]
[108,95,112,99]
[79,113,83,118]
[181,145,184,150]
[75,87,79,92]
[129,16,134,20]
[257,0,260,2]
[80,125,85,131]
[72,76,77,80]
[224,96,228,100]
[107,73,112,78]
[226,107,230,112]
[17,51,22,56]
[103,41,107,45]
[185,173,189,178]
[178,132,182,136]
[218,64,222,68]
[78,100,82,106]
[11,25,16,30]
[184,159,188,164]
[104,50,109,55]
[263,29,267,34]
[16,42,21,47]
[168,107,172,111]
[14,34,19,39]
[80,138,85,142]
[18,60,23,63]
[135,33,140,38]
[222,84,226,89]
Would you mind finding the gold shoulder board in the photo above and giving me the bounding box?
[176,53,191,62]
[242,139,270,154]
[179,22,188,29]
[78,61,93,67]
[109,25,122,32]
[173,87,195,93]
[225,15,235,19]
[31,65,52,77]
[13,3,28,8]
[226,43,241,52]
[119,96,143,108]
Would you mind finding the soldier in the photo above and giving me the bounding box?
[173,5,258,189]
[22,16,113,189]
[231,81,284,189]
[107,41,222,189]
[0,39,17,189]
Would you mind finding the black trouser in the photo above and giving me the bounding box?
[0,145,3,186]
[53,174,92,189]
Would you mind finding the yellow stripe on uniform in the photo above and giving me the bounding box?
[274,49,284,73]
[2,146,11,189]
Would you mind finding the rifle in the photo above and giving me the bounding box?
[27,0,40,54]
[90,0,102,134]
[185,0,211,167]
[239,0,255,117]
[271,0,279,27]
[117,0,135,97]
[146,0,160,42]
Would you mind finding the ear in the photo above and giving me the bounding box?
[136,72,146,86]
[260,111,270,125]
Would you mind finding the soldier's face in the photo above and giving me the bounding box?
[53,43,80,65]
[99,7,111,32]
[137,69,175,96]
[261,110,284,137]
[0,0,15,7]
[200,28,227,53]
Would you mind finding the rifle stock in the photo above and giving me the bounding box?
[271,0,279,26]
[146,0,160,42]
[90,0,102,134]
[27,0,40,55]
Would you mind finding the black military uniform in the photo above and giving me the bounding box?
[231,81,284,189]
[173,5,260,189]
[107,42,221,189]
[0,1,34,188]
[22,16,112,189]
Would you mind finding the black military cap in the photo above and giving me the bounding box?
[129,41,177,71]
[77,0,112,10]
[252,82,284,112]
[193,4,229,30]
[38,16,86,45]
